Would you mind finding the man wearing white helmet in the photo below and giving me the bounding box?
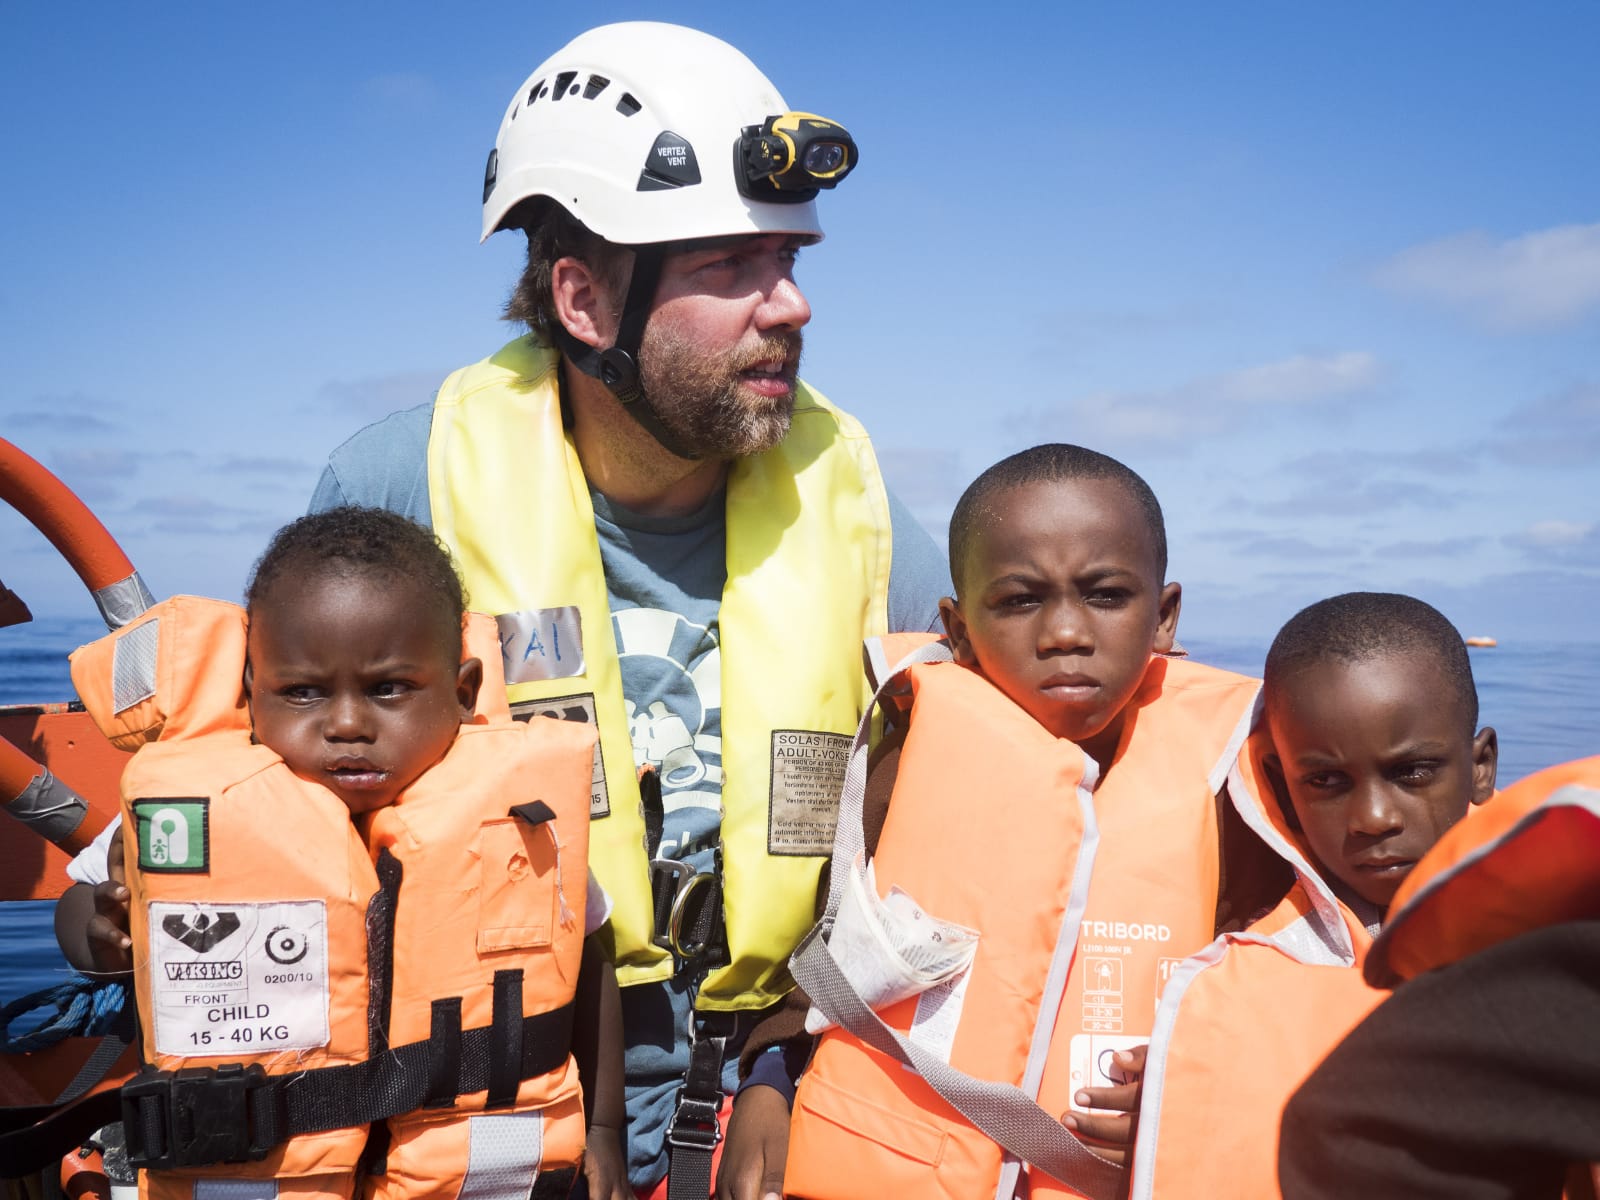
[309,21,949,1200]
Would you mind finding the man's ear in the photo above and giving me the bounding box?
[938,597,976,666]
[457,657,484,718]
[1470,726,1499,804]
[551,255,621,350]
[1152,581,1182,654]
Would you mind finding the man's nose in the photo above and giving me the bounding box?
[756,273,811,332]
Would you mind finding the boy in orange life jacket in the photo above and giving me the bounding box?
[57,508,630,1200]
[780,445,1290,1198]
[1262,592,1498,923]
[1125,592,1498,1199]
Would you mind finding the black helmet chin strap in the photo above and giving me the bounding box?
[553,246,701,461]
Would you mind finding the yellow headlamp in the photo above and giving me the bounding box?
[738,112,858,200]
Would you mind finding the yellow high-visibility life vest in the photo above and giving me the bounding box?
[428,337,891,1010]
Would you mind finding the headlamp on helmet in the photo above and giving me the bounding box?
[739,112,857,202]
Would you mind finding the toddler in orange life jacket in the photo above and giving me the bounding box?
[782,445,1287,1200]
[55,508,629,1200]
[1124,592,1498,1199]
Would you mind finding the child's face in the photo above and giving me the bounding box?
[940,476,1180,766]
[246,571,482,815]
[1266,651,1497,910]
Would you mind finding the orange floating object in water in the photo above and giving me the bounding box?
[1465,636,1498,648]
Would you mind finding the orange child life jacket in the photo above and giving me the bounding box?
[784,645,1260,1200]
[68,597,596,1200]
[1365,755,1600,989]
[1125,731,1388,1200]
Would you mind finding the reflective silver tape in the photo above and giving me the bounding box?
[192,1179,278,1199]
[6,767,88,847]
[496,607,585,684]
[459,1112,544,1200]
[112,615,160,713]
[93,571,156,631]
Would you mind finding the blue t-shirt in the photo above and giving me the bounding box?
[311,397,949,1186]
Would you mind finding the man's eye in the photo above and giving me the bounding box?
[995,592,1039,609]
[371,681,412,698]
[281,686,321,703]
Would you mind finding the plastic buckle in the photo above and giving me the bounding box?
[665,1091,723,1152]
[121,1063,273,1168]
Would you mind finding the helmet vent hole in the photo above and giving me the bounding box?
[526,79,545,107]
[552,70,577,100]
[616,92,641,117]
[583,74,609,99]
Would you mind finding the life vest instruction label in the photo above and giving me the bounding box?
[148,899,330,1058]
[908,965,973,1065]
[512,691,610,819]
[767,730,851,856]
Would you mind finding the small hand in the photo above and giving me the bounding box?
[1060,1044,1147,1165]
[582,1123,630,1200]
[715,1085,789,1200]
[87,825,134,974]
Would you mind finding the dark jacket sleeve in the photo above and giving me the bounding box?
[1279,919,1600,1200]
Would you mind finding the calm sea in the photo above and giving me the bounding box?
[2,619,1596,1009]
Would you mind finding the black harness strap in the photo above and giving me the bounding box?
[665,1026,729,1200]
[121,1000,576,1169]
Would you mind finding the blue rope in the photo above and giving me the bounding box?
[0,976,127,1052]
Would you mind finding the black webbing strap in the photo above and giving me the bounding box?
[121,999,576,1169]
[486,970,524,1109]
[665,1028,728,1200]
[366,848,402,1056]
[424,997,463,1108]
[551,248,697,460]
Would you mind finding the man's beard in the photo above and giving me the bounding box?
[636,325,803,461]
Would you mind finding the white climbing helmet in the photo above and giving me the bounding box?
[481,22,855,245]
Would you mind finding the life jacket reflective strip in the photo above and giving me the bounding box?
[785,653,1259,1200]
[426,337,892,1010]
[1126,729,1383,1200]
[1366,756,1600,988]
[69,598,594,1193]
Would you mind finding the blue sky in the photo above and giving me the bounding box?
[3,1,1597,644]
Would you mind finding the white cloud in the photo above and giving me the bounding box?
[1031,351,1381,450]
[1374,222,1600,330]
[1518,519,1594,547]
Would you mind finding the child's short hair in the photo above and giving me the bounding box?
[246,508,466,651]
[1264,592,1478,732]
[947,444,1167,595]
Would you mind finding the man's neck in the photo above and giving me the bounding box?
[563,361,728,517]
